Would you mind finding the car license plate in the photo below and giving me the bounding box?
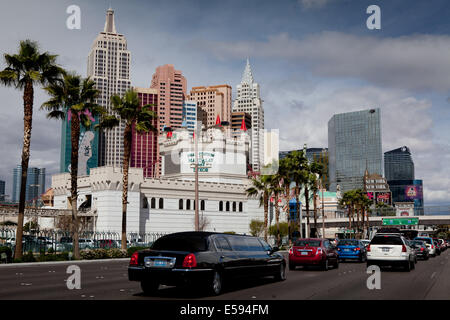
[382,248,390,252]
[301,251,308,255]
[153,259,167,267]
[344,248,350,252]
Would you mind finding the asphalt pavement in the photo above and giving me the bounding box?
[0,250,448,300]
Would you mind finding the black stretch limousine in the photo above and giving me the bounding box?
[128,231,286,295]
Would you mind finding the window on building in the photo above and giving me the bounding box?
[201,200,205,211]
[151,197,156,209]
[143,197,148,209]
[186,199,191,210]
[179,199,183,210]
[226,201,230,212]
[159,198,164,209]
[239,202,243,212]
[219,201,223,211]
[232,202,236,212]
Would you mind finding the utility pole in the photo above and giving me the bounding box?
[321,177,325,238]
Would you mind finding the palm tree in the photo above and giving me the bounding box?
[305,161,324,237]
[278,158,293,240]
[267,173,284,246]
[97,88,157,250]
[246,175,271,242]
[285,151,308,238]
[0,40,64,259]
[41,73,104,259]
[339,189,359,237]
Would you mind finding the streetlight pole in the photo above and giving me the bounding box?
[194,121,200,231]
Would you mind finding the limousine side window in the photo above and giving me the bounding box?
[214,237,232,251]
[258,239,272,251]
[228,236,249,251]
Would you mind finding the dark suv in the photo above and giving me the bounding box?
[128,231,286,295]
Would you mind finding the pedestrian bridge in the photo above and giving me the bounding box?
[321,215,450,228]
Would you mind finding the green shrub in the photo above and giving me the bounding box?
[107,248,128,258]
[22,250,36,262]
[0,246,12,263]
[127,246,147,257]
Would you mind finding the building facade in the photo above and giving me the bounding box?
[150,64,187,133]
[182,100,198,133]
[363,170,392,205]
[130,87,159,178]
[384,146,415,181]
[389,179,424,215]
[233,59,264,172]
[188,85,232,130]
[12,165,46,203]
[231,112,252,138]
[87,8,131,168]
[328,108,382,192]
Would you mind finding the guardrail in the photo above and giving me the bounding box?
[0,228,166,255]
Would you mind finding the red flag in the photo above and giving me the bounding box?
[215,115,221,126]
[166,131,172,138]
[240,117,247,131]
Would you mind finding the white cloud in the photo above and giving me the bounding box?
[199,32,450,93]
[265,82,449,204]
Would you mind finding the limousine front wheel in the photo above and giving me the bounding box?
[274,263,286,281]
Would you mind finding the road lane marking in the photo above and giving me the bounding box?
[430,272,436,279]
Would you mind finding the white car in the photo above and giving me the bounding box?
[414,236,437,256]
[366,233,416,271]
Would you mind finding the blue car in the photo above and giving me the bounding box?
[336,239,367,262]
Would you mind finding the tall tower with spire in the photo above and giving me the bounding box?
[87,8,131,167]
[233,58,264,172]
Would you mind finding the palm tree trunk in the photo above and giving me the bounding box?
[362,207,366,238]
[305,187,310,237]
[285,185,291,241]
[15,80,34,260]
[70,111,81,259]
[263,193,268,242]
[275,193,280,247]
[313,192,318,237]
[295,186,301,238]
[121,123,132,250]
[348,206,352,234]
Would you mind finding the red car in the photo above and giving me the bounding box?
[288,238,339,271]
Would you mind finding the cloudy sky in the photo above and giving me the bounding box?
[0,0,449,205]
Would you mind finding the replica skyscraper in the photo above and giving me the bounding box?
[87,8,131,168]
[233,59,264,172]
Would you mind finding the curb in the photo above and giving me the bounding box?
[0,258,130,268]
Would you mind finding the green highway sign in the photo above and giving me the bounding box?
[382,217,419,226]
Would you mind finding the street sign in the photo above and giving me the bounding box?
[382,217,419,226]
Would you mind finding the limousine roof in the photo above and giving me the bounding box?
[161,231,250,238]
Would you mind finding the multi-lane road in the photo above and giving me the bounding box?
[0,251,449,300]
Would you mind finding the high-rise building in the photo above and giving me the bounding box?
[12,165,46,203]
[130,87,159,178]
[188,85,232,129]
[233,59,264,172]
[384,146,415,181]
[87,8,131,168]
[150,64,186,132]
[231,112,252,138]
[328,108,382,192]
[182,100,198,133]
[0,180,5,202]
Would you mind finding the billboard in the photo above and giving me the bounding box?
[405,185,423,200]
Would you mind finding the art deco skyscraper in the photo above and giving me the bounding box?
[233,59,264,172]
[87,8,131,167]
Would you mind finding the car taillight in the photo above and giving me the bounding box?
[182,253,197,268]
[289,248,293,255]
[367,245,371,252]
[402,245,407,252]
[316,248,322,255]
[130,252,139,266]
[354,247,361,251]
[420,247,424,251]
[431,245,434,249]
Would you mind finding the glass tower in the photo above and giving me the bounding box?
[12,165,46,203]
[384,146,414,181]
[0,180,5,202]
[328,108,382,192]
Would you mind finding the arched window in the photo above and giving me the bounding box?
[186,199,191,210]
[219,201,223,211]
[201,200,205,211]
[226,201,230,212]
[179,199,183,210]
[239,202,243,212]
[159,198,164,209]
[151,198,156,209]
[193,200,196,210]
[232,202,236,212]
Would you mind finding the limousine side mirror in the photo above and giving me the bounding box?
[271,246,279,253]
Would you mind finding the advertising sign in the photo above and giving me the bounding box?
[405,185,423,200]
[188,152,215,172]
